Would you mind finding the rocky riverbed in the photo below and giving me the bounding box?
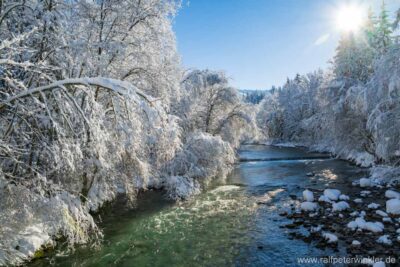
[280,174,400,266]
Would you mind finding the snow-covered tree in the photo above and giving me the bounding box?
[179,70,256,147]
[374,1,393,54]
[333,32,375,83]
[0,1,249,264]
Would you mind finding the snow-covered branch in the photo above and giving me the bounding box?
[1,77,155,110]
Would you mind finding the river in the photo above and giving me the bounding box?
[30,145,367,266]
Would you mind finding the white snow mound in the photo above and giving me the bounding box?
[386,199,400,215]
[322,232,338,243]
[332,201,350,211]
[300,201,318,211]
[302,189,314,202]
[323,189,341,201]
[385,190,400,199]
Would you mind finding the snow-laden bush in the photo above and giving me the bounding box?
[163,132,236,199]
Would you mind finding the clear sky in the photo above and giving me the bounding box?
[173,0,399,89]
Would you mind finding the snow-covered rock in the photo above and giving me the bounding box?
[310,225,322,233]
[300,201,318,211]
[368,203,380,209]
[323,189,341,201]
[354,198,363,204]
[350,211,359,217]
[377,235,392,245]
[359,178,372,187]
[322,232,338,243]
[352,240,361,246]
[360,190,371,197]
[385,190,400,199]
[382,217,392,223]
[376,210,388,217]
[302,189,314,202]
[332,201,350,211]
[339,194,350,200]
[386,199,400,215]
[318,195,332,203]
[373,261,386,267]
[347,217,384,232]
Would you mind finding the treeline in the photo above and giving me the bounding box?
[240,89,270,104]
[258,4,400,168]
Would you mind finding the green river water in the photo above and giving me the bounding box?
[30,145,367,267]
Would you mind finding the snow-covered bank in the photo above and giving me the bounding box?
[0,132,236,266]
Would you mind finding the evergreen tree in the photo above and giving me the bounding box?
[375,1,393,53]
[365,7,377,47]
[334,32,375,83]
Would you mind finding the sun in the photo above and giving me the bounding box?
[335,4,365,33]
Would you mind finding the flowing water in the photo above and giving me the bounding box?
[30,145,367,267]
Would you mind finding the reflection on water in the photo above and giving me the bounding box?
[30,145,367,267]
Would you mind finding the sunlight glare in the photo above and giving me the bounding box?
[335,4,365,32]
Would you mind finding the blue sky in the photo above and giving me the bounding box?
[173,0,399,89]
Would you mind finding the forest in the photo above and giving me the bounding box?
[1,0,400,266]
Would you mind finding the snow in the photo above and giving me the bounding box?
[302,189,314,202]
[14,226,51,258]
[354,198,363,204]
[376,210,388,217]
[382,217,392,223]
[385,190,400,199]
[165,176,201,200]
[300,201,318,211]
[360,190,371,197]
[332,201,350,211]
[377,235,392,245]
[323,189,341,201]
[359,178,372,187]
[3,0,400,264]
[322,232,338,243]
[310,225,322,233]
[352,240,361,246]
[386,199,400,215]
[367,203,380,209]
[373,262,386,267]
[350,211,359,216]
[318,195,332,203]
[347,217,384,232]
